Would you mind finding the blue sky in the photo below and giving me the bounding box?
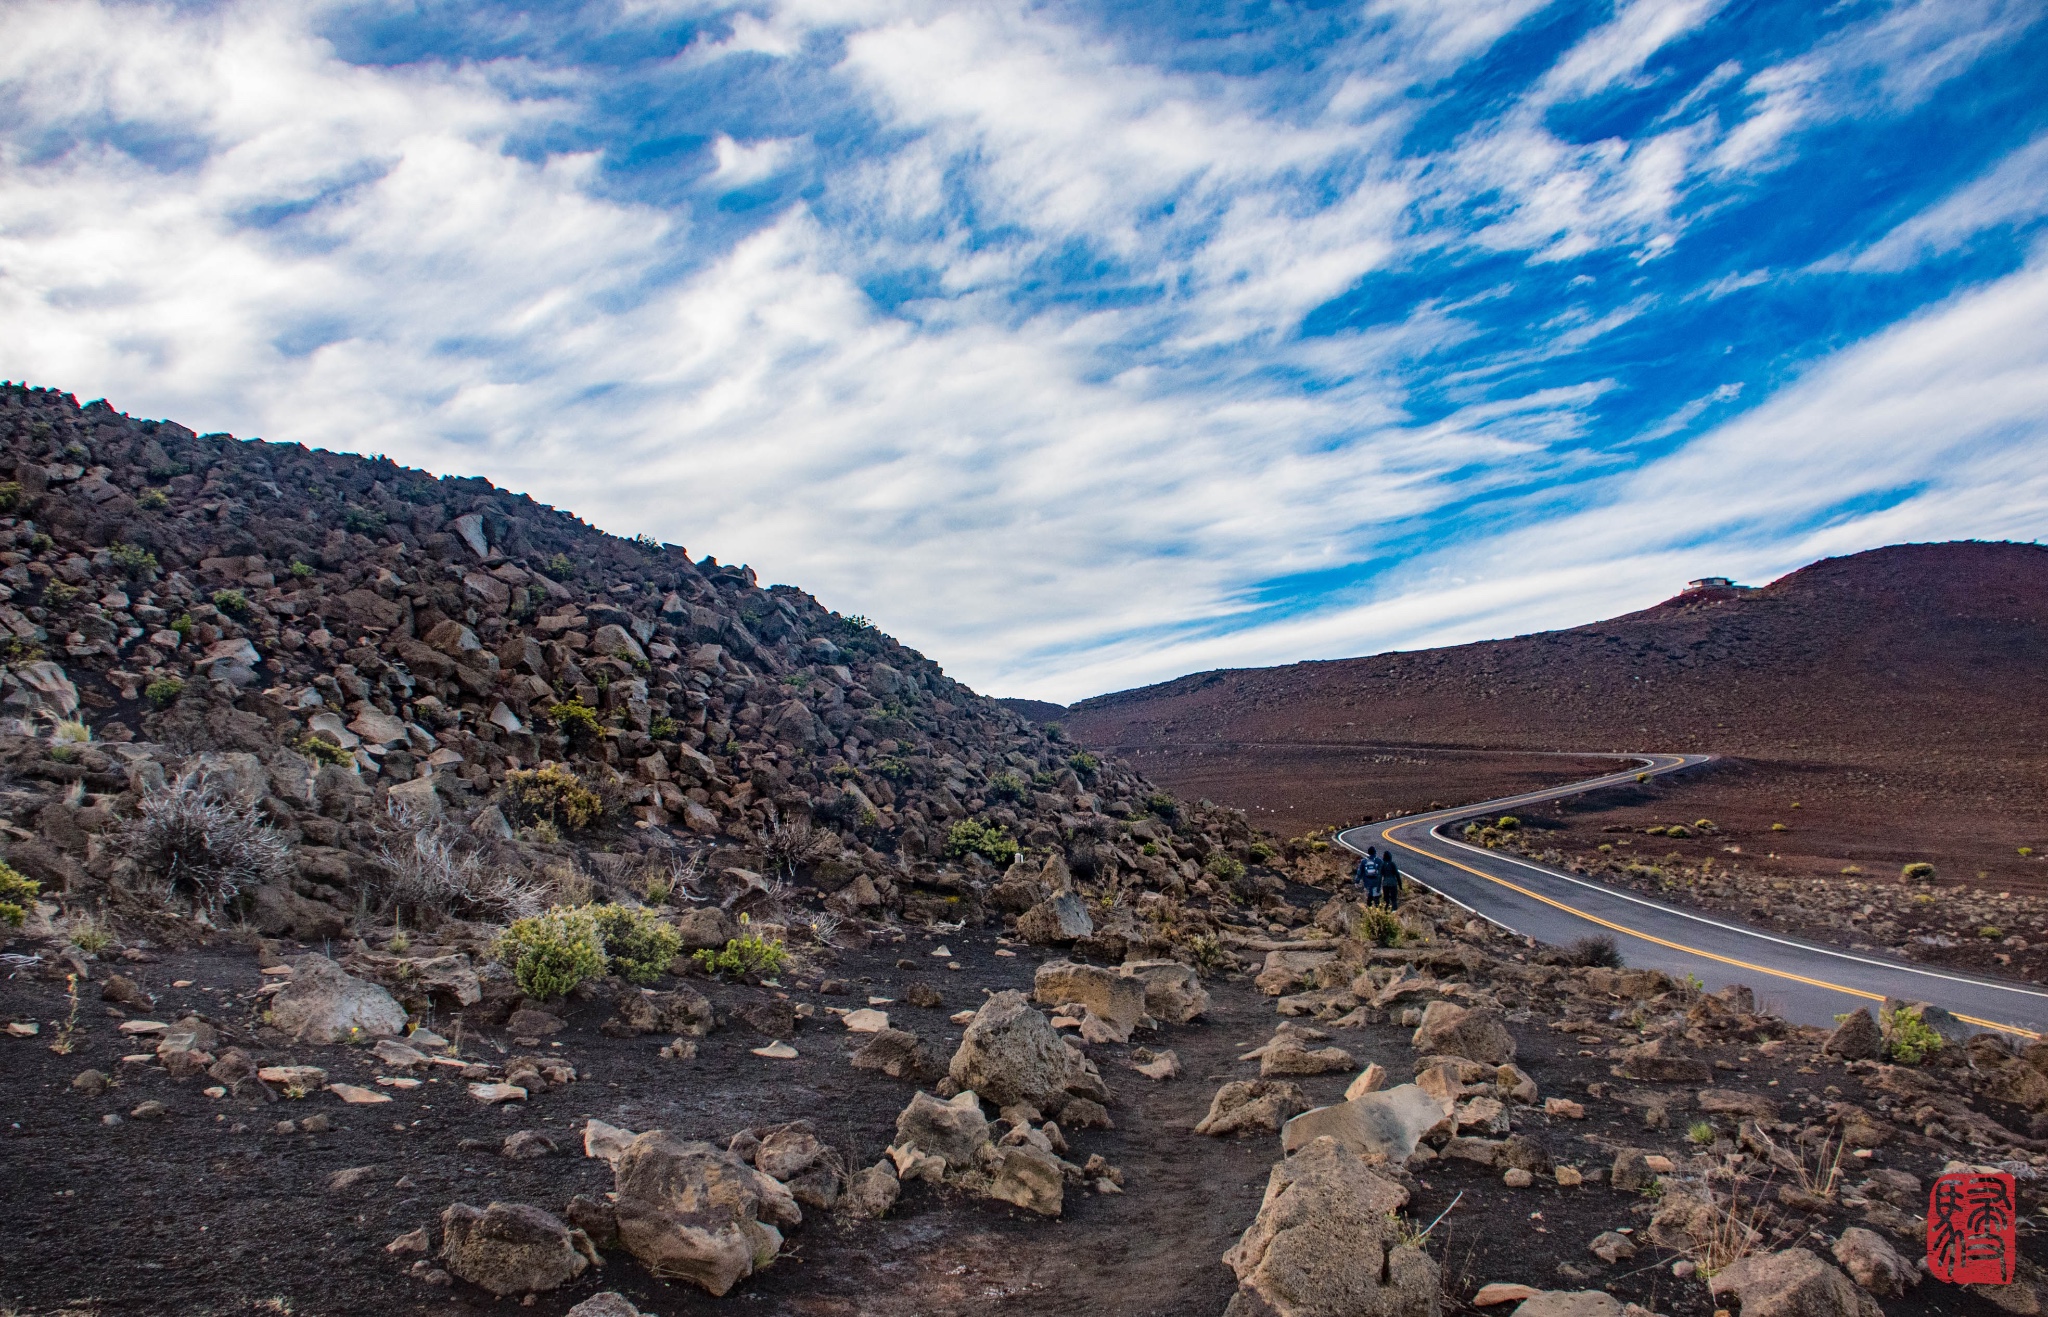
[4,0,2047,702]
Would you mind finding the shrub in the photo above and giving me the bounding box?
[298,734,353,766]
[649,715,678,739]
[548,700,605,739]
[1066,751,1100,782]
[591,905,682,984]
[1687,1121,1716,1145]
[946,819,1019,866]
[144,678,184,708]
[546,553,574,578]
[505,764,603,831]
[494,907,607,1000]
[170,615,193,641]
[1496,816,1520,831]
[1665,825,1692,839]
[0,861,40,927]
[1694,819,1716,831]
[1248,841,1275,864]
[871,755,913,783]
[2020,847,2035,858]
[1185,932,1226,974]
[1770,823,1789,833]
[1203,852,1247,882]
[1901,861,1936,884]
[1565,934,1623,968]
[342,506,386,534]
[50,719,90,745]
[693,933,790,979]
[1356,905,1404,948]
[0,482,22,512]
[109,543,158,576]
[378,801,540,920]
[1881,1006,1943,1065]
[122,772,292,913]
[1980,926,2004,940]
[1145,792,1179,820]
[211,588,249,618]
[988,770,1029,803]
[290,560,314,578]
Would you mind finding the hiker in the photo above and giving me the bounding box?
[1355,847,1383,903]
[1377,849,1402,908]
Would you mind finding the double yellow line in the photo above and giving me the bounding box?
[1377,816,2044,1043]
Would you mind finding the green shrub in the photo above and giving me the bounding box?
[211,589,249,618]
[1901,861,1936,884]
[546,553,574,578]
[0,861,40,927]
[649,715,678,739]
[1687,1121,1715,1145]
[1356,905,1403,947]
[142,678,183,708]
[692,933,789,979]
[1203,852,1246,882]
[44,581,80,605]
[342,506,386,534]
[988,770,1029,802]
[494,907,607,1000]
[1496,816,1520,831]
[1566,934,1623,968]
[1770,822,1789,832]
[1066,751,1100,782]
[170,615,193,640]
[590,904,682,984]
[1248,841,1275,864]
[946,819,1019,866]
[290,560,314,578]
[1980,926,2004,940]
[548,700,605,739]
[0,482,22,512]
[1145,792,1178,820]
[1665,825,1692,838]
[298,735,353,766]
[505,764,603,831]
[109,542,158,576]
[871,755,913,783]
[1882,1006,1943,1065]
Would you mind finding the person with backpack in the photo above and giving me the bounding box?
[1355,846,1383,904]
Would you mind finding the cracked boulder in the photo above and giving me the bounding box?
[438,1201,598,1296]
[268,954,407,1044]
[948,990,1110,1115]
[611,1131,802,1297]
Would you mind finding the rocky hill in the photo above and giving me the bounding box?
[0,383,1276,947]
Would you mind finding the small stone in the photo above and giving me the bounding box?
[101,1112,122,1126]
[203,1085,227,1098]
[129,1100,167,1121]
[566,1294,646,1317]
[1545,1097,1586,1119]
[1133,1048,1182,1081]
[376,1076,423,1089]
[950,1010,977,1024]
[328,1166,382,1191]
[502,1129,558,1159]
[117,1019,168,1035]
[71,1069,110,1095]
[386,1227,431,1256]
[1672,1261,1697,1279]
[301,1113,333,1132]
[751,1041,799,1059]
[1555,1166,1584,1187]
[1344,1063,1387,1099]
[1474,1284,1540,1307]
[330,1083,392,1105]
[1504,1168,1534,1187]
[1642,1154,1675,1173]
[468,1082,528,1104]
[1590,1230,1638,1263]
[5,1021,39,1037]
[274,1119,298,1134]
[843,1009,890,1033]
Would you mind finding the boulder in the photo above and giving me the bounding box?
[1120,959,1210,1024]
[1511,1294,1622,1317]
[947,991,1102,1112]
[1034,961,1149,1037]
[268,954,407,1044]
[1823,1009,1882,1061]
[438,1201,597,1296]
[1196,1080,1312,1137]
[1016,891,1093,944]
[984,1143,1065,1217]
[672,907,738,953]
[1410,1002,1515,1065]
[566,1296,646,1317]
[1610,1149,1657,1193]
[611,1131,802,1297]
[1614,1039,1712,1084]
[851,1028,944,1082]
[1281,1084,1446,1162]
[1256,949,1337,996]
[841,1159,901,1220]
[1222,1135,1438,1317]
[1262,1038,1358,1078]
[893,1090,990,1168]
[584,1119,639,1167]
[1710,1248,1883,1317]
[1831,1227,1915,1298]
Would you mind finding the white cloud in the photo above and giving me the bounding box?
[1842,132,2048,271]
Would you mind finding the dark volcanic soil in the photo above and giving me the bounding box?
[4,900,2043,1317]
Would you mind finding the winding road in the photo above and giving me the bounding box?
[1334,753,2048,1037]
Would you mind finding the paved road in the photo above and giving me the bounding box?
[1335,753,2048,1036]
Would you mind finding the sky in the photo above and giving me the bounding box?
[3,1,2047,704]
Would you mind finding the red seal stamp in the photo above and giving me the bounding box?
[1927,1170,2016,1285]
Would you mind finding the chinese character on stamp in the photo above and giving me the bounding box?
[1927,1170,2016,1285]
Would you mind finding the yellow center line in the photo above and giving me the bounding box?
[1376,820,2044,1043]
